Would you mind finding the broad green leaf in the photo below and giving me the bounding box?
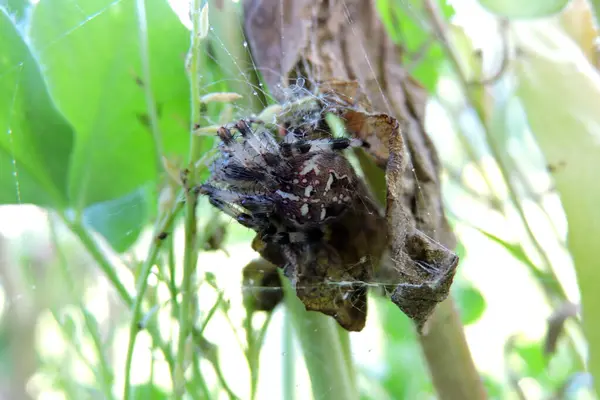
[1,0,28,22]
[0,8,74,207]
[514,20,600,396]
[83,186,149,252]
[478,0,569,19]
[28,0,190,207]
[28,0,190,250]
[375,0,454,92]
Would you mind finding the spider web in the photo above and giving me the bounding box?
[0,0,553,399]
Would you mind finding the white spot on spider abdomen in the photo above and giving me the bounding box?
[301,203,309,216]
[324,173,334,194]
[299,156,321,176]
[276,190,300,201]
[304,185,313,197]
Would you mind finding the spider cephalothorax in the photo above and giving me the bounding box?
[200,118,387,330]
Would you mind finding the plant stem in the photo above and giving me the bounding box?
[280,271,358,400]
[135,0,164,172]
[418,299,487,399]
[61,212,177,394]
[175,0,206,393]
[282,311,295,400]
[123,199,184,400]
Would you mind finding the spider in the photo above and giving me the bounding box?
[199,118,388,330]
[199,119,373,246]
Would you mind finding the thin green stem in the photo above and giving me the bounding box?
[282,311,295,400]
[247,311,273,400]
[123,199,184,400]
[176,1,208,392]
[188,0,207,165]
[280,271,357,400]
[60,212,176,373]
[135,0,164,171]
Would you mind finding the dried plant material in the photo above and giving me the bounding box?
[198,83,457,331]
[545,301,580,356]
[384,120,458,332]
[256,104,283,123]
[158,184,177,214]
[343,111,397,167]
[194,125,220,135]
[200,92,243,103]
[558,0,599,66]
[199,111,386,331]
[242,1,482,397]
[242,258,284,312]
[240,0,459,332]
[162,155,183,185]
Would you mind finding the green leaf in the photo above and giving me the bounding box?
[375,0,454,92]
[477,229,538,271]
[1,0,29,22]
[513,341,546,376]
[0,8,74,207]
[478,0,568,19]
[27,0,190,250]
[374,296,432,398]
[132,383,169,400]
[514,21,600,396]
[453,282,486,325]
[28,0,190,208]
[83,187,149,252]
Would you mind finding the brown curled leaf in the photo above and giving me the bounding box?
[343,111,396,167]
[252,182,386,331]
[385,121,459,332]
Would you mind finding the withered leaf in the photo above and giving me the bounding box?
[385,119,459,332]
[242,0,459,333]
[242,258,284,312]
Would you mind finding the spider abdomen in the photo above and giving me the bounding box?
[273,152,358,228]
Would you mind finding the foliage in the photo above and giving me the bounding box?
[0,0,598,399]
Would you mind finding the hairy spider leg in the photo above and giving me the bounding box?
[279,137,369,158]
[218,121,282,171]
[199,184,275,223]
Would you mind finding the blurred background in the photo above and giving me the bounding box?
[0,0,598,398]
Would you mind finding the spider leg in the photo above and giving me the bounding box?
[200,184,275,215]
[280,137,369,157]
[263,228,324,245]
[217,120,280,169]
